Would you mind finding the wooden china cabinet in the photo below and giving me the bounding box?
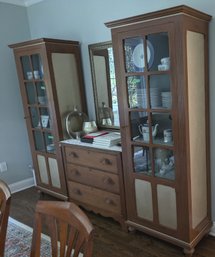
[106,5,212,256]
[9,38,87,200]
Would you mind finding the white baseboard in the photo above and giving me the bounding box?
[9,177,35,194]
[209,222,215,236]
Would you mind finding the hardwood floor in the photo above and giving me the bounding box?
[9,187,215,257]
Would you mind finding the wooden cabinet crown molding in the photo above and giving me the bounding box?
[9,38,80,50]
[105,5,212,29]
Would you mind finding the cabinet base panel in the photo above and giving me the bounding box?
[36,186,68,201]
[126,220,212,256]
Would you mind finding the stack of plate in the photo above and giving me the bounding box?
[136,88,147,108]
[148,87,161,108]
[136,87,162,108]
[161,91,172,108]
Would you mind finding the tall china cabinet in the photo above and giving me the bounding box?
[106,6,212,255]
[9,38,87,200]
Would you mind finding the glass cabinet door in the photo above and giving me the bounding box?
[20,52,61,190]
[125,31,175,181]
[122,29,177,229]
[21,53,56,155]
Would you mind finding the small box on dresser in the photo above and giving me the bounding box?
[60,139,127,230]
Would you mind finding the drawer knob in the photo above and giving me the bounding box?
[73,189,82,195]
[69,151,78,158]
[103,177,114,185]
[74,169,80,176]
[105,198,114,205]
[101,158,112,165]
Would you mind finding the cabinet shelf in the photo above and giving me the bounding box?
[125,70,171,76]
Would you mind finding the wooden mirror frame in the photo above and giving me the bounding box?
[88,41,119,130]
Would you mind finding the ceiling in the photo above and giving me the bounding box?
[0,0,44,7]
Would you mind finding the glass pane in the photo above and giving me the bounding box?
[21,56,32,80]
[26,82,36,104]
[45,133,55,153]
[31,54,44,79]
[29,107,39,128]
[149,74,171,109]
[147,32,170,72]
[127,76,146,108]
[108,47,119,127]
[36,82,47,105]
[124,37,154,72]
[39,108,50,129]
[130,111,148,142]
[124,37,143,72]
[133,146,152,175]
[33,131,45,151]
[154,148,175,180]
[151,112,173,146]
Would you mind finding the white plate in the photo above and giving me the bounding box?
[132,41,154,69]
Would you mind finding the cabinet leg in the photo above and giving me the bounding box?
[120,221,128,232]
[183,247,195,257]
[128,226,136,234]
[37,189,45,198]
[37,189,42,194]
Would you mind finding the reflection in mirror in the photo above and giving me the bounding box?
[88,41,119,129]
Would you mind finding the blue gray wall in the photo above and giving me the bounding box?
[0,3,32,185]
[2,0,215,220]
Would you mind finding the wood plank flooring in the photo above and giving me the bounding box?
[9,187,215,257]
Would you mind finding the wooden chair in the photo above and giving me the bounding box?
[30,201,94,257]
[0,180,11,257]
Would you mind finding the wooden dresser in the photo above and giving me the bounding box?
[60,139,126,229]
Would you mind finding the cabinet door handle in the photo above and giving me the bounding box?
[101,158,112,165]
[69,151,78,158]
[103,177,114,185]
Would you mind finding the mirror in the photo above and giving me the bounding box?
[88,41,119,129]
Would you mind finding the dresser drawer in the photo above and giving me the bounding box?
[66,164,120,194]
[68,181,121,214]
[65,146,118,173]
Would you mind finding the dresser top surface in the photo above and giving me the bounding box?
[61,139,122,152]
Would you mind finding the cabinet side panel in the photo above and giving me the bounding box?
[187,31,207,228]
[52,53,82,138]
[135,179,153,221]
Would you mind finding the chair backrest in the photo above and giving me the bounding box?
[0,180,11,257]
[30,201,94,257]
